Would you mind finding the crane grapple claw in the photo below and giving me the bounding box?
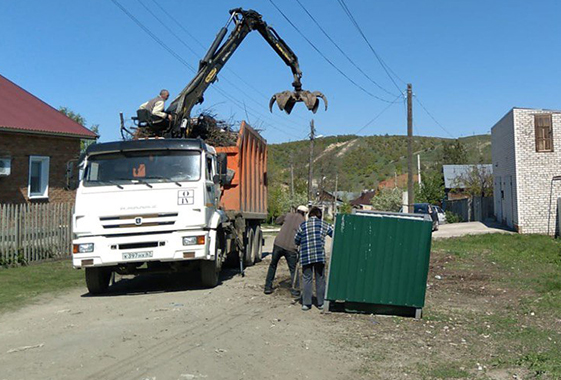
[269,90,328,114]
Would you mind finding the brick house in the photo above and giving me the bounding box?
[491,108,561,234]
[0,74,97,204]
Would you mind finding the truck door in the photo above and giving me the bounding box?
[205,155,218,209]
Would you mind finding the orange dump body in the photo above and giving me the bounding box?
[215,121,267,220]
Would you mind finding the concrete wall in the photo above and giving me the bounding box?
[491,109,518,229]
[0,131,80,204]
[512,109,561,234]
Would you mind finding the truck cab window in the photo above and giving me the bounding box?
[206,156,213,181]
[83,150,201,186]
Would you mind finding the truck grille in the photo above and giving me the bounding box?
[100,213,178,229]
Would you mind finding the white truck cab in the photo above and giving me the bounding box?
[72,138,228,293]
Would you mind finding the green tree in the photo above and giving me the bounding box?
[371,188,403,212]
[456,165,494,197]
[415,171,445,205]
[267,184,307,223]
[442,139,467,164]
[339,201,353,214]
[58,107,99,152]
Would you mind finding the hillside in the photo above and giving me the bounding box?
[267,134,491,192]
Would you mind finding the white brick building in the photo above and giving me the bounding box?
[491,108,561,234]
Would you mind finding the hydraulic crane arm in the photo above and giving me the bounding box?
[165,8,327,137]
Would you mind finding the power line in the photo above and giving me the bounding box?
[355,93,402,134]
[110,0,307,140]
[109,0,196,72]
[414,96,455,138]
[268,0,396,103]
[336,0,404,93]
[294,0,397,97]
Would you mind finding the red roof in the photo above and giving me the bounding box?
[350,191,377,206]
[0,74,97,139]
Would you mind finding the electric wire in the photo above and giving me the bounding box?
[268,0,396,103]
[414,96,455,138]
[294,0,398,97]
[110,0,196,72]
[110,0,307,139]
[355,93,403,134]
[336,0,404,94]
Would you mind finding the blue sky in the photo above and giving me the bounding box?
[1,0,560,144]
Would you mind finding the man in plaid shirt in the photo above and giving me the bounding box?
[294,206,333,311]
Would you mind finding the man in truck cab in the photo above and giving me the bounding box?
[264,205,308,297]
[137,89,174,133]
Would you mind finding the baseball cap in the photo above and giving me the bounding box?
[297,205,309,213]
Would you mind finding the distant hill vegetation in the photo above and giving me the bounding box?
[267,134,491,193]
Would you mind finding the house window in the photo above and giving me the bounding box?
[535,114,553,152]
[28,156,50,199]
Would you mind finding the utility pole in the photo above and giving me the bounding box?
[308,119,315,203]
[417,154,422,186]
[332,172,338,217]
[407,84,414,213]
[290,151,295,198]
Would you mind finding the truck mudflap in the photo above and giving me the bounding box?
[72,229,219,268]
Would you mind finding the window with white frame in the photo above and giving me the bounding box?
[28,156,50,198]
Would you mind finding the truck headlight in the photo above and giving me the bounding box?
[73,243,94,254]
[182,236,205,245]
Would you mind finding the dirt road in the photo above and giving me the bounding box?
[0,236,361,380]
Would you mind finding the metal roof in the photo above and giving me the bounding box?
[0,74,97,139]
[443,164,493,189]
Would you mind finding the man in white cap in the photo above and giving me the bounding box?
[264,205,308,296]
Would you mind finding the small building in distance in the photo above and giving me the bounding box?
[350,190,377,210]
[0,74,97,204]
[443,164,493,200]
[491,107,561,234]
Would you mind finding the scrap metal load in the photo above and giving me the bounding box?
[132,8,327,139]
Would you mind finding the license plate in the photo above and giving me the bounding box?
[122,251,153,260]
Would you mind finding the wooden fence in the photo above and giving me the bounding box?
[443,196,494,222]
[0,203,73,266]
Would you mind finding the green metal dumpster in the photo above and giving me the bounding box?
[325,211,433,318]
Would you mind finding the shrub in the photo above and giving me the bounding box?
[445,210,463,223]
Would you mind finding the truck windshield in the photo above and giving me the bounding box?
[83,150,201,187]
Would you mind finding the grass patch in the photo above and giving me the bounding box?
[425,363,470,379]
[433,234,561,293]
[0,260,84,313]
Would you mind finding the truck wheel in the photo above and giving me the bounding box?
[201,250,221,288]
[201,230,224,288]
[243,227,255,267]
[252,226,263,263]
[85,267,111,295]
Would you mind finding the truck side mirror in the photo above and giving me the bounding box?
[65,159,79,190]
[213,169,235,186]
[217,153,228,176]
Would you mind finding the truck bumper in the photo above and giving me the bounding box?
[72,230,216,269]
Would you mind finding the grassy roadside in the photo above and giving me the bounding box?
[336,233,561,380]
[0,260,84,313]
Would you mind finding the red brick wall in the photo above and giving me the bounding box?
[0,131,81,204]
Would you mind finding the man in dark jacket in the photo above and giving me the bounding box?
[264,205,308,296]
